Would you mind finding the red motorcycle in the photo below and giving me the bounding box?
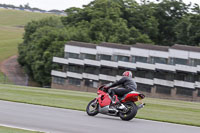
[86,84,145,121]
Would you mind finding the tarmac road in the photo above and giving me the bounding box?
[0,100,199,133]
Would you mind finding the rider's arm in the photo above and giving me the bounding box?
[108,77,127,88]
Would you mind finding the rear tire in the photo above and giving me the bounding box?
[86,99,99,116]
[119,102,137,121]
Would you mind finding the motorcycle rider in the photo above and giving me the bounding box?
[104,71,138,109]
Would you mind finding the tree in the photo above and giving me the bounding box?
[175,14,200,46]
[18,17,68,86]
[153,0,190,45]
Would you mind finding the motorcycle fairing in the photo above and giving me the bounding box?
[121,91,139,103]
[97,90,111,107]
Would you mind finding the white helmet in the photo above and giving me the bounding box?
[122,71,132,78]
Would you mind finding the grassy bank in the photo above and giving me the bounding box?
[0,84,200,127]
[0,8,56,63]
[0,126,41,133]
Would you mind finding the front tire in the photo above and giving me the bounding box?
[119,102,137,121]
[86,99,99,116]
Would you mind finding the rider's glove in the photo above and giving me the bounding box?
[103,86,109,92]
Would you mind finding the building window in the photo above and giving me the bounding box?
[68,65,83,73]
[135,69,154,79]
[100,66,117,76]
[156,85,171,95]
[195,75,200,82]
[98,54,112,61]
[190,59,200,66]
[132,56,148,63]
[114,55,129,62]
[85,79,98,88]
[176,87,193,96]
[66,52,79,59]
[64,52,68,59]
[170,58,188,65]
[83,53,96,60]
[84,65,99,75]
[68,78,81,86]
[137,83,152,93]
[155,71,174,81]
[175,72,195,82]
[151,57,167,64]
[53,77,65,85]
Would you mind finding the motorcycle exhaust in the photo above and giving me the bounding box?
[98,105,109,114]
[98,105,118,115]
[137,103,145,110]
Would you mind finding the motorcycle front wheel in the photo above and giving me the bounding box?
[86,99,99,116]
[119,102,138,121]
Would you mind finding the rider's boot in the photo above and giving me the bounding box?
[111,95,126,110]
[111,95,120,104]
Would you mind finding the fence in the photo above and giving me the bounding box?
[0,72,29,86]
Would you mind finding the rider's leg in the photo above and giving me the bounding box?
[113,88,132,110]
[114,88,132,97]
[109,88,132,108]
[108,89,118,104]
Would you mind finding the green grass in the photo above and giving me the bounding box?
[0,26,23,62]
[0,8,56,63]
[0,8,56,26]
[0,126,41,133]
[0,84,200,127]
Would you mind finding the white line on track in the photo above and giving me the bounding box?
[0,124,47,133]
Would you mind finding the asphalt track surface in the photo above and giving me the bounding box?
[0,100,199,133]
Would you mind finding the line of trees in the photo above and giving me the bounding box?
[18,0,200,86]
[0,3,45,12]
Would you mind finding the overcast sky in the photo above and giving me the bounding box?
[0,0,199,11]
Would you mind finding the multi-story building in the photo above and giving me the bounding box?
[51,41,200,101]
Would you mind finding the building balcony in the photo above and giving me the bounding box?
[136,62,155,70]
[80,47,97,55]
[65,45,80,54]
[67,72,82,79]
[53,57,68,65]
[174,80,195,89]
[131,47,149,57]
[134,77,154,85]
[155,63,175,72]
[154,78,174,87]
[118,61,136,69]
[197,65,200,72]
[195,81,200,88]
[116,75,123,81]
[82,73,99,80]
[96,46,113,55]
[175,64,197,73]
[68,58,84,65]
[51,70,67,78]
[100,60,118,68]
[149,50,169,58]
[99,74,116,82]
[84,59,101,66]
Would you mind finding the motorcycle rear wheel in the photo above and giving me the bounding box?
[86,99,99,116]
[119,102,137,121]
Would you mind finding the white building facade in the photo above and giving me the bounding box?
[51,41,200,101]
